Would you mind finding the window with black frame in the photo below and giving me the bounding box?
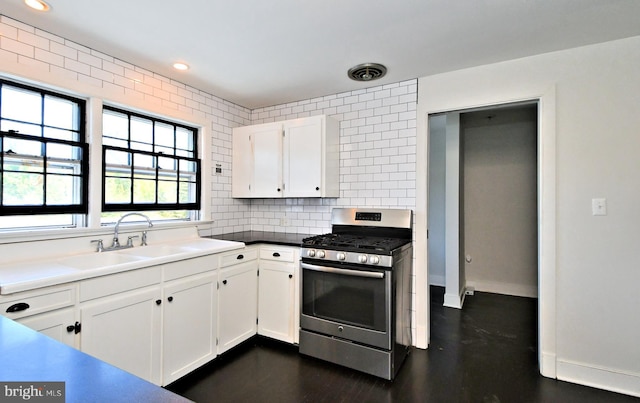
[0,80,87,230]
[101,106,201,223]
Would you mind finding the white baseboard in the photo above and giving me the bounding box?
[466,280,538,298]
[540,351,557,378]
[443,289,465,309]
[557,359,640,398]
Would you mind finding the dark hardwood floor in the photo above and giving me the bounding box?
[166,287,638,402]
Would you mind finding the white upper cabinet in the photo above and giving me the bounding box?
[232,115,339,198]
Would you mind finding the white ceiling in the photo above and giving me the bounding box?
[2,0,640,109]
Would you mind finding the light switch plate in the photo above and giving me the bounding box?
[592,198,607,216]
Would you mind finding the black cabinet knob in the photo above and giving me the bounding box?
[66,325,75,333]
[155,299,162,305]
[315,187,320,191]
[289,274,293,279]
[237,254,244,260]
[277,188,281,192]
[168,296,174,302]
[223,280,228,285]
[273,252,280,257]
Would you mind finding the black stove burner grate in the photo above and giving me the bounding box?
[302,233,408,254]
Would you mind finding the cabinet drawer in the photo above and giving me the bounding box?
[259,246,296,263]
[163,255,217,282]
[219,248,258,268]
[79,266,161,302]
[0,283,76,320]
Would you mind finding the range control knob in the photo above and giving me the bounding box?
[307,249,316,258]
[336,252,346,261]
[369,256,380,265]
[358,254,368,263]
[317,250,325,258]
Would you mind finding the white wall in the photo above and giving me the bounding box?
[427,115,446,286]
[417,36,640,397]
[462,106,538,298]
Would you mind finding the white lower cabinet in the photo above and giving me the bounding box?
[258,261,295,343]
[257,245,299,344]
[162,272,217,385]
[217,248,258,354]
[79,255,219,386]
[0,283,78,348]
[17,307,77,347]
[80,286,163,384]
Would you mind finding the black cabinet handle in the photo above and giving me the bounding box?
[168,296,174,302]
[66,325,75,333]
[236,254,244,260]
[6,302,29,313]
[315,187,320,191]
[155,299,162,305]
[272,252,280,257]
[289,274,293,279]
[222,280,228,285]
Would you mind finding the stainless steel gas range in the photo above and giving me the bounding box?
[299,208,413,380]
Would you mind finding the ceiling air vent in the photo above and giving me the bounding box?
[348,63,387,82]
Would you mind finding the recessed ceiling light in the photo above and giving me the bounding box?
[24,0,50,11]
[173,62,189,71]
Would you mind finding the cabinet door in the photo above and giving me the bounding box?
[251,123,282,197]
[80,287,162,385]
[17,307,77,348]
[162,272,217,385]
[284,116,323,197]
[218,261,258,354]
[232,125,254,197]
[258,261,295,343]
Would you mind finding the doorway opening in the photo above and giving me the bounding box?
[428,101,539,306]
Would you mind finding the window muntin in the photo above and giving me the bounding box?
[101,106,200,218]
[0,80,87,229]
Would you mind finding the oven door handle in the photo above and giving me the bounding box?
[301,262,385,279]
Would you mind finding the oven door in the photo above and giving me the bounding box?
[301,260,392,350]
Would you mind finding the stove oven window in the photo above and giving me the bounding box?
[302,267,387,332]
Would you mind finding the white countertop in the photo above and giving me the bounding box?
[0,238,244,295]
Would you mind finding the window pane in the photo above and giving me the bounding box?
[133,179,156,203]
[4,137,42,157]
[47,143,79,160]
[0,120,41,136]
[46,174,76,205]
[130,141,153,153]
[155,145,173,156]
[3,172,44,205]
[178,181,195,203]
[131,117,152,144]
[176,127,192,150]
[0,214,75,229]
[44,127,78,142]
[4,156,44,173]
[103,110,129,140]
[133,152,154,169]
[105,177,131,203]
[158,180,177,203]
[1,86,42,125]
[179,160,197,173]
[44,95,79,130]
[155,122,174,148]
[103,138,128,148]
[105,149,131,166]
[158,156,176,171]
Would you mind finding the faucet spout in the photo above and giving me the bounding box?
[113,213,153,248]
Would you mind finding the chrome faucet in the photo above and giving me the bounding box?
[112,213,153,248]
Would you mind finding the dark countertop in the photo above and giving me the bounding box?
[208,231,314,247]
[0,315,190,403]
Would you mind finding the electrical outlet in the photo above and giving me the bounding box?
[592,198,607,216]
[465,287,475,296]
